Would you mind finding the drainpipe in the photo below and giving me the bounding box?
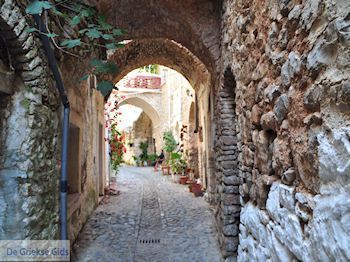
[32,12,70,240]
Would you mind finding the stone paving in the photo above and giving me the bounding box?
[71,166,221,262]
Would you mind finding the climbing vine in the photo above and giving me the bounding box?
[25,0,126,96]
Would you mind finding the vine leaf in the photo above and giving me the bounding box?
[26,1,53,15]
[90,59,118,74]
[80,7,95,17]
[26,27,37,33]
[102,34,114,40]
[112,29,123,36]
[79,74,90,82]
[46,33,58,37]
[97,81,114,96]
[70,15,81,26]
[98,15,113,30]
[105,43,117,49]
[86,28,102,39]
[60,39,82,48]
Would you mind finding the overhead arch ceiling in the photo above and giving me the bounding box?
[109,38,211,89]
[95,0,221,75]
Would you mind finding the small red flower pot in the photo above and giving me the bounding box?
[179,176,188,185]
[192,183,202,197]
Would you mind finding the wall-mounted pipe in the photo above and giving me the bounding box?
[31,11,70,240]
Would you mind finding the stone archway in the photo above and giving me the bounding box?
[96,0,221,75]
[109,39,211,90]
[119,96,163,152]
[119,96,161,127]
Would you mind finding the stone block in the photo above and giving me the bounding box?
[223,185,239,194]
[337,80,350,106]
[222,160,238,169]
[303,84,324,110]
[281,168,296,185]
[303,112,322,126]
[223,224,239,237]
[223,175,241,185]
[274,94,289,124]
[261,111,278,131]
[223,205,241,216]
[222,194,240,205]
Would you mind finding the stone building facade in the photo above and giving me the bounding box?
[0,0,349,261]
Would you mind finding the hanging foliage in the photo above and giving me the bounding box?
[25,0,127,96]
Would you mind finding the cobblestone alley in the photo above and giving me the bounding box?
[71,166,221,262]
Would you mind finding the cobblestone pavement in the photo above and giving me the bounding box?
[72,166,221,262]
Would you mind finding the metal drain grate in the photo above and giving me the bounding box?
[139,239,160,244]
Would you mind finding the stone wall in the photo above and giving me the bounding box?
[0,0,60,239]
[0,0,107,242]
[218,0,350,260]
[214,68,240,258]
[62,59,106,241]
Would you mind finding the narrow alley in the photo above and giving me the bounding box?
[1,0,350,261]
[72,166,221,262]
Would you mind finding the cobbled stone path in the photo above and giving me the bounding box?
[72,166,221,262]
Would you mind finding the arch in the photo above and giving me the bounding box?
[109,38,211,89]
[119,96,161,128]
[97,0,221,74]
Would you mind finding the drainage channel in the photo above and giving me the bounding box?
[134,182,164,261]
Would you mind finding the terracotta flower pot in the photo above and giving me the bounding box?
[179,176,188,185]
[187,180,194,192]
[192,183,202,197]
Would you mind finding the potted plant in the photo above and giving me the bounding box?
[139,141,149,166]
[168,152,187,184]
[132,156,140,166]
[148,153,157,166]
[162,131,177,177]
[163,131,177,155]
[187,180,195,192]
[192,183,202,197]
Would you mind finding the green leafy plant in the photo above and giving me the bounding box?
[163,131,177,153]
[25,1,126,96]
[138,64,159,74]
[139,141,149,163]
[147,154,157,163]
[132,155,140,166]
[168,152,187,174]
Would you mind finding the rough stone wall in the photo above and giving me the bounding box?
[214,69,240,258]
[219,0,350,260]
[0,0,107,242]
[0,0,60,239]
